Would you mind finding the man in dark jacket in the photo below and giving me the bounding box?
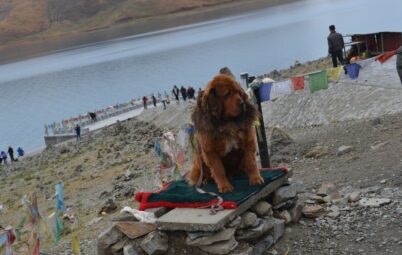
[328,25,345,67]
[397,46,402,84]
[8,146,15,162]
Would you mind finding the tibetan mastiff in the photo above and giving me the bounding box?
[188,74,264,193]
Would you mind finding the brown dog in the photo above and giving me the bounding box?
[188,74,264,193]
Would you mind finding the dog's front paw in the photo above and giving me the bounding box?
[249,174,265,186]
[218,181,234,193]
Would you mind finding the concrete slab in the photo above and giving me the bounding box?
[156,175,287,231]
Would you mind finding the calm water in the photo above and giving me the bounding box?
[0,0,401,152]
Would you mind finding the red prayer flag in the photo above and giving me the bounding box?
[291,76,305,90]
[32,238,40,255]
[375,49,397,64]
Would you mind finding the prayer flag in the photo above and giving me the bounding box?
[375,50,397,63]
[327,66,344,81]
[271,80,293,99]
[259,83,273,102]
[71,234,81,255]
[55,183,65,213]
[291,76,305,90]
[308,70,328,92]
[345,63,361,80]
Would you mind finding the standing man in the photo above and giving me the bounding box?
[327,25,345,67]
[172,85,180,104]
[75,124,81,141]
[142,96,148,109]
[152,95,157,107]
[397,46,402,84]
[7,146,15,162]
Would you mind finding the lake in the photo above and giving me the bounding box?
[0,0,401,152]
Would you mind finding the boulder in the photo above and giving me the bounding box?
[250,201,273,217]
[116,222,156,239]
[140,231,168,255]
[123,245,139,255]
[186,228,236,246]
[252,235,274,255]
[236,218,274,242]
[239,212,257,229]
[289,202,304,223]
[349,191,361,202]
[198,236,238,255]
[273,185,297,205]
[97,225,124,255]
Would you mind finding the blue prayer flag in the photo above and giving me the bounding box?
[55,183,65,212]
[259,83,273,102]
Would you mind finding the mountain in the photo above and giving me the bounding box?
[0,0,237,44]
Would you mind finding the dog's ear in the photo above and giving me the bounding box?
[202,87,222,117]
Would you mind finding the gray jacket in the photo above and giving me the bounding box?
[327,32,344,53]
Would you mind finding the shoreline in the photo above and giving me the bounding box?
[0,0,300,65]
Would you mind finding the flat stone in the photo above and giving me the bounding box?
[323,192,341,203]
[140,231,168,255]
[116,222,156,239]
[239,212,257,229]
[250,201,273,217]
[156,176,286,231]
[273,185,297,205]
[270,218,285,243]
[349,191,361,202]
[304,146,329,158]
[370,141,389,150]
[310,195,326,203]
[236,218,274,242]
[332,196,349,206]
[337,145,353,156]
[302,205,325,218]
[186,228,236,246]
[359,198,392,208]
[289,202,304,223]
[123,245,139,255]
[198,236,238,255]
[252,235,274,255]
[317,181,338,197]
[97,225,124,255]
[273,197,297,210]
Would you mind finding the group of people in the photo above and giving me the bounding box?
[172,85,198,103]
[0,146,24,166]
[141,86,200,111]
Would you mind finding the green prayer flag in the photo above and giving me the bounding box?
[309,70,328,92]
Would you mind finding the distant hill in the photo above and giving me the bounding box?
[0,0,238,44]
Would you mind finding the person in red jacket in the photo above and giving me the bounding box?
[142,96,148,109]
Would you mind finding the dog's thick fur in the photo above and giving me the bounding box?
[188,74,264,193]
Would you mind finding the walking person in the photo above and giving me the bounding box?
[74,124,81,141]
[7,146,15,162]
[172,85,180,104]
[142,96,148,109]
[327,25,345,67]
[180,86,187,101]
[1,151,7,165]
[152,95,157,107]
[397,46,402,84]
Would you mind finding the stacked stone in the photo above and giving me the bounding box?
[97,180,306,255]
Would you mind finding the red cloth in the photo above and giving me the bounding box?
[375,50,397,63]
[291,76,305,90]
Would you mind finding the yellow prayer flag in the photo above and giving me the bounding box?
[327,66,344,81]
[72,234,80,255]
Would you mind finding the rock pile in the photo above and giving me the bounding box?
[97,179,307,255]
